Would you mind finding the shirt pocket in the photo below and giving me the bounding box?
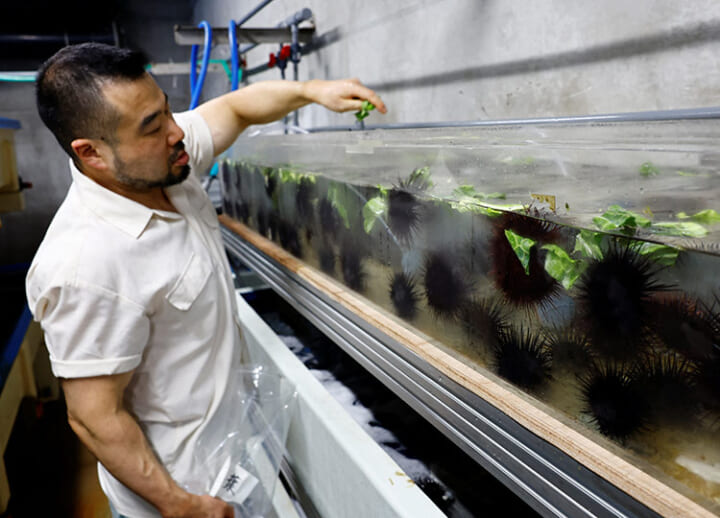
[166,252,213,311]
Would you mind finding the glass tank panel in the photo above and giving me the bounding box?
[220,120,720,513]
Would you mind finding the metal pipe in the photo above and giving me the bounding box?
[238,8,313,55]
[0,34,114,44]
[236,0,276,26]
[307,106,720,133]
[291,23,300,127]
[279,8,313,27]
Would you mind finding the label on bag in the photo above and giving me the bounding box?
[209,457,259,505]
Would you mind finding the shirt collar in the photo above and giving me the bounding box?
[70,159,182,239]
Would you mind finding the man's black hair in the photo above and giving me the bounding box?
[36,43,149,164]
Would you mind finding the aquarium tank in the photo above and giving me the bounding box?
[219,119,720,514]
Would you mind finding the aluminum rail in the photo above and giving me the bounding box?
[222,226,662,518]
[173,25,314,46]
[308,106,720,132]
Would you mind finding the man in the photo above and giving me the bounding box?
[26,42,386,518]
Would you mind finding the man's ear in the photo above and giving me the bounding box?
[70,138,112,171]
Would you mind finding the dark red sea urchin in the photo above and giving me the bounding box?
[490,212,562,309]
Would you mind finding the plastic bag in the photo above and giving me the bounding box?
[187,365,297,518]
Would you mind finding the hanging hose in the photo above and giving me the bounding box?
[229,20,240,91]
[189,21,212,109]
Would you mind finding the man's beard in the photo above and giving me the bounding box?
[114,143,191,190]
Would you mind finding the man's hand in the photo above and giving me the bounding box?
[161,493,234,518]
[302,78,387,115]
[197,78,387,154]
[62,374,234,518]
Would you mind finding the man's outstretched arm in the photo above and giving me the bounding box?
[195,78,387,155]
[62,373,233,518]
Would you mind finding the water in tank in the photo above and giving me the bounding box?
[220,119,720,512]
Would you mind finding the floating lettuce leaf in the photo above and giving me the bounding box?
[453,185,476,197]
[573,230,604,260]
[504,229,536,275]
[452,184,506,200]
[405,166,434,191]
[593,205,651,234]
[676,170,710,177]
[676,209,720,225]
[635,242,681,266]
[542,244,585,290]
[648,221,708,238]
[278,168,316,184]
[326,183,351,229]
[355,100,376,121]
[639,162,660,177]
[362,196,387,233]
[448,198,518,217]
[448,185,511,216]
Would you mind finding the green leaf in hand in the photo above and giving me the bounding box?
[355,100,376,121]
[639,162,660,177]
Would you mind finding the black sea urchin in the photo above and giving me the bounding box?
[255,208,270,238]
[651,295,720,362]
[580,363,649,440]
[278,220,303,258]
[234,201,249,223]
[694,354,720,415]
[316,238,336,274]
[318,197,342,242]
[389,272,421,320]
[461,299,509,352]
[634,355,697,425]
[492,327,552,390]
[423,252,471,318]
[577,243,670,360]
[387,188,422,244]
[295,179,314,226]
[264,168,278,198]
[544,327,593,371]
[340,238,366,291]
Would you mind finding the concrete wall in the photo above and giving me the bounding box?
[4,0,720,263]
[193,0,720,128]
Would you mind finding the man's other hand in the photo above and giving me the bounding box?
[162,493,234,518]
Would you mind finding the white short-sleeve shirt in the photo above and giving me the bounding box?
[26,110,243,517]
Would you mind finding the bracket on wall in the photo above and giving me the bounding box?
[173,25,315,46]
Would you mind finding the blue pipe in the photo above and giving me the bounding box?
[229,20,240,91]
[189,21,212,109]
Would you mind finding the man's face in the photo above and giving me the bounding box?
[101,74,190,191]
